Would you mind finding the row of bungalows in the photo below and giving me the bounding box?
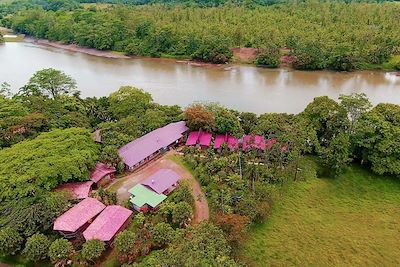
[129,169,180,213]
[54,163,116,199]
[53,198,132,245]
[119,121,188,171]
[186,131,280,152]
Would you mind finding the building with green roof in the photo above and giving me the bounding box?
[129,184,167,212]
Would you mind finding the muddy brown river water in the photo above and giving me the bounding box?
[1,42,399,114]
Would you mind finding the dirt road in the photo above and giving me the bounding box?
[108,151,209,223]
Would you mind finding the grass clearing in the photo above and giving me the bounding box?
[239,163,400,266]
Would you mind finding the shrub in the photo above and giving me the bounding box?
[81,239,105,264]
[214,213,250,246]
[48,238,74,263]
[172,202,193,227]
[255,47,280,68]
[0,227,24,255]
[22,233,51,262]
[152,222,174,248]
[115,230,135,263]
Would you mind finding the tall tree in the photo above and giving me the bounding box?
[339,93,372,134]
[24,68,77,99]
[184,104,215,131]
[108,86,153,119]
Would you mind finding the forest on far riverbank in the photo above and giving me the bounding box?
[1,0,400,70]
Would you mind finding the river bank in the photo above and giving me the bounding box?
[26,38,130,59]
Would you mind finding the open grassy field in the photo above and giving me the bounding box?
[239,163,400,266]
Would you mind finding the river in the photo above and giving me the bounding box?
[1,42,399,114]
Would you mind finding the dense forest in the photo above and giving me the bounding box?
[0,67,399,265]
[1,1,400,69]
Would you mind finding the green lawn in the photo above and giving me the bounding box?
[239,164,400,266]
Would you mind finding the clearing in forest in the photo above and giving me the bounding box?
[239,164,400,266]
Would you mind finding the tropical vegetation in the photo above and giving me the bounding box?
[0,63,399,266]
[1,1,399,69]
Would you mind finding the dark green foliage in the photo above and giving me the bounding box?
[171,202,193,227]
[22,233,51,262]
[81,239,105,263]
[239,112,257,134]
[319,132,352,176]
[0,227,24,256]
[355,103,400,176]
[7,2,398,68]
[108,86,153,119]
[191,35,233,64]
[97,187,117,205]
[167,181,194,207]
[0,128,99,200]
[48,238,74,263]
[163,222,239,266]
[151,222,174,248]
[0,192,68,237]
[255,47,280,68]
[291,41,328,70]
[24,68,77,99]
[327,44,359,71]
[115,230,135,261]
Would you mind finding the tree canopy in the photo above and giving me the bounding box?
[23,68,77,99]
[4,2,400,69]
[0,128,99,200]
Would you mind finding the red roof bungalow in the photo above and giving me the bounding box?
[142,169,180,195]
[53,198,106,239]
[242,135,265,151]
[83,205,132,245]
[54,181,94,199]
[214,134,239,151]
[90,162,116,187]
[119,121,188,170]
[185,131,212,148]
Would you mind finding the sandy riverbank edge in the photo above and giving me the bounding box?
[26,38,130,59]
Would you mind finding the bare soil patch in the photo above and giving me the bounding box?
[232,47,259,63]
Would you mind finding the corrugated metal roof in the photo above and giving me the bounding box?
[142,169,180,194]
[90,162,116,183]
[129,184,167,208]
[119,121,188,168]
[53,198,106,232]
[83,205,132,242]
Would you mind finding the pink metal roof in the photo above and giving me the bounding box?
[214,134,226,149]
[90,162,116,183]
[53,198,106,233]
[142,169,180,194]
[199,132,212,147]
[54,181,93,199]
[227,135,239,150]
[214,134,238,150]
[242,135,265,151]
[266,138,277,150]
[83,205,132,242]
[119,121,188,168]
[186,131,200,146]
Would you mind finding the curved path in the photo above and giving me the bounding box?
[108,151,209,223]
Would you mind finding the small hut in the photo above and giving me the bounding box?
[90,162,116,187]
